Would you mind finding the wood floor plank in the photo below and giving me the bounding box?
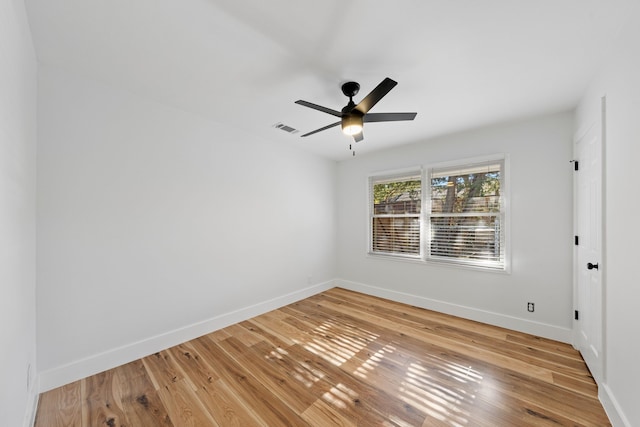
[247,310,303,346]
[254,341,398,426]
[301,399,358,426]
[119,388,173,426]
[167,342,221,390]
[34,381,83,427]
[81,370,128,427]
[115,360,174,426]
[505,332,584,359]
[217,336,319,414]
[552,370,599,397]
[195,378,266,427]
[327,287,510,341]
[222,323,265,347]
[203,328,233,343]
[141,349,184,390]
[190,335,312,426]
[34,288,611,427]
[157,379,219,426]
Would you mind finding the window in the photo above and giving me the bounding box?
[368,156,508,271]
[427,158,506,270]
[369,171,422,257]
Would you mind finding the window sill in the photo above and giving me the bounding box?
[367,252,511,274]
[367,252,424,265]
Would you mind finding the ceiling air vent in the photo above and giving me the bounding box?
[273,122,299,135]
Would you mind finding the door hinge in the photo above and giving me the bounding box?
[574,310,579,320]
[570,160,579,171]
[574,235,579,245]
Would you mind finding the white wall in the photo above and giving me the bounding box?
[575,6,640,426]
[336,112,574,341]
[0,0,38,425]
[36,66,337,390]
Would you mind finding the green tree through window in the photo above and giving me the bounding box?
[429,161,504,268]
[370,174,422,256]
[368,156,508,271]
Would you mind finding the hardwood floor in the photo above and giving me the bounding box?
[35,288,610,426]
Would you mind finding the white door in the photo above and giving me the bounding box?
[574,99,604,384]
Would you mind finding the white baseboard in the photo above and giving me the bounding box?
[38,281,334,393]
[600,383,631,427]
[23,379,39,427]
[335,279,572,343]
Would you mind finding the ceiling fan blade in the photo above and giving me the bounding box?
[353,132,364,142]
[295,100,342,117]
[354,77,397,114]
[364,112,417,122]
[300,121,341,137]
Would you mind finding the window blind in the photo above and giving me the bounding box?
[369,172,422,257]
[428,160,505,269]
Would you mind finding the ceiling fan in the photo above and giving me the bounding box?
[295,77,417,153]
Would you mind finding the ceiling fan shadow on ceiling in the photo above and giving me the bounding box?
[295,77,417,156]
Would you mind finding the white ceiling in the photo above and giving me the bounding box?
[24,0,634,160]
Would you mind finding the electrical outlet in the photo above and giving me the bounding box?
[527,302,535,313]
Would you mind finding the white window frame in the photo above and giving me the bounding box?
[426,154,510,272]
[368,167,423,259]
[367,155,510,273]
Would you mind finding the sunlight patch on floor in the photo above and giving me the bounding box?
[397,361,481,426]
[303,320,379,366]
[353,343,397,379]
[291,359,326,388]
[322,383,360,409]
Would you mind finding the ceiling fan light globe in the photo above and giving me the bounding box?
[343,124,363,135]
[342,115,363,135]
